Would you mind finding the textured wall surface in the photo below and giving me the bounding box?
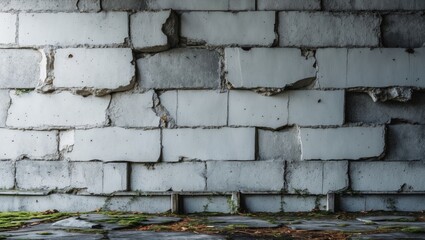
[0,0,424,213]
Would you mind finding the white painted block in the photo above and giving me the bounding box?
[54,48,134,91]
[63,128,161,162]
[103,162,128,193]
[162,128,255,161]
[0,13,16,44]
[300,126,385,160]
[225,48,316,88]
[0,129,58,160]
[7,91,110,129]
[228,90,288,128]
[16,161,69,190]
[19,12,128,45]
[181,12,275,46]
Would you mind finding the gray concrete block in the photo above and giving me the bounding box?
[19,12,128,45]
[181,12,275,46]
[103,0,254,10]
[283,196,327,212]
[0,161,14,189]
[258,0,320,10]
[340,195,425,212]
[0,129,58,160]
[0,0,99,11]
[0,13,16,44]
[138,49,220,89]
[103,162,129,193]
[70,162,103,194]
[162,128,255,161]
[16,160,70,190]
[54,48,134,94]
[7,91,110,129]
[323,0,425,11]
[383,14,425,48]
[77,0,101,12]
[0,49,44,88]
[101,0,148,11]
[206,161,285,191]
[228,91,288,128]
[258,127,301,161]
[288,90,344,126]
[0,90,10,127]
[62,128,161,162]
[287,161,348,194]
[225,48,316,88]
[386,124,425,161]
[108,91,160,128]
[105,195,171,213]
[243,195,283,212]
[279,12,380,47]
[131,162,206,191]
[182,196,230,213]
[300,126,385,160]
[346,92,425,124]
[351,161,425,191]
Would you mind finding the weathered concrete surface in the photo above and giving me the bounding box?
[103,163,129,193]
[323,0,425,11]
[70,162,103,194]
[0,160,14,189]
[0,13,16,44]
[382,14,425,48]
[258,127,301,161]
[385,124,425,161]
[258,0,320,10]
[16,160,69,190]
[0,90,10,127]
[182,196,230,213]
[0,0,100,11]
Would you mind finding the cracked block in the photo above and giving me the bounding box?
[7,91,110,129]
[70,162,103,194]
[225,48,316,88]
[62,128,161,162]
[131,10,178,52]
[0,129,58,160]
[16,160,70,190]
[108,91,160,128]
[0,90,10,127]
[0,13,16,44]
[0,161,14,189]
[54,48,134,95]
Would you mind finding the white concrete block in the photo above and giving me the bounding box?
[300,126,385,160]
[63,128,161,162]
[206,160,285,191]
[258,128,301,161]
[0,49,44,88]
[258,0,321,10]
[0,13,16,44]
[279,12,380,47]
[0,129,58,160]
[70,162,103,194]
[182,196,231,213]
[0,90,10,127]
[177,90,227,127]
[138,49,220,89]
[19,12,128,45]
[108,91,160,128]
[288,90,345,126]
[228,91,288,128]
[351,161,425,191]
[7,91,110,129]
[131,162,206,191]
[316,48,348,89]
[0,161,14,189]
[130,10,178,52]
[181,12,275,46]
[54,48,134,92]
[0,0,100,11]
[162,128,255,161]
[103,162,128,193]
[225,48,316,88]
[16,161,69,190]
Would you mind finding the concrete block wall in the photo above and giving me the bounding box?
[0,0,424,213]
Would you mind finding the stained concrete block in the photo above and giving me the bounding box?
[206,161,285,191]
[7,91,110,129]
[19,12,128,45]
[105,196,171,213]
[54,48,134,94]
[16,161,69,190]
[279,12,380,47]
[0,161,14,189]
[258,0,321,10]
[102,0,254,10]
[383,14,425,48]
[0,0,100,11]
[182,196,230,213]
[181,12,275,46]
[0,91,10,127]
[130,11,178,52]
[162,128,255,161]
[228,91,288,128]
[0,49,44,88]
[300,126,385,160]
[385,124,425,161]
[131,162,206,191]
[103,162,129,193]
[108,91,160,128]
[77,0,101,12]
[287,161,348,194]
[351,161,425,191]
[288,90,344,126]
[62,128,161,162]
[0,13,16,44]
[258,128,301,161]
[243,195,283,212]
[323,0,425,11]
[138,49,220,89]
[346,92,425,124]
[0,129,58,160]
[225,48,316,88]
[176,90,227,127]
[70,162,103,194]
